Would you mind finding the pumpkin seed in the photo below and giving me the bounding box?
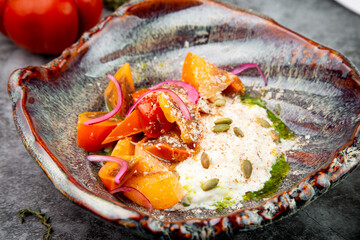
[233,127,244,137]
[201,152,210,169]
[212,124,230,132]
[214,98,226,107]
[214,118,233,125]
[256,117,271,128]
[201,178,219,191]
[269,130,280,141]
[242,159,252,179]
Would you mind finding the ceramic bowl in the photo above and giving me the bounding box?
[8,0,360,238]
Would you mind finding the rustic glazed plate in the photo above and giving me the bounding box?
[8,0,360,238]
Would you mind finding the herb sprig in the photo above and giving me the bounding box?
[17,208,52,240]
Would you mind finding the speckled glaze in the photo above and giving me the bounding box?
[7,0,360,239]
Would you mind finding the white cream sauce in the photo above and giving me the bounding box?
[173,96,294,210]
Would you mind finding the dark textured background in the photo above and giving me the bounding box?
[1,0,359,239]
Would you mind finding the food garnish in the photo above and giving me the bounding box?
[17,208,52,240]
[231,63,268,86]
[150,80,199,104]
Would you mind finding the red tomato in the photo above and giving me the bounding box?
[0,0,102,54]
[75,0,103,34]
[77,112,120,152]
[132,89,175,138]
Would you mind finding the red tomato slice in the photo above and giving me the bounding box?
[77,112,120,152]
[132,89,175,138]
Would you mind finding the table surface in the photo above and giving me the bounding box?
[1,0,360,239]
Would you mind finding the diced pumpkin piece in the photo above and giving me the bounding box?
[111,137,135,157]
[144,143,192,162]
[102,109,143,144]
[134,156,169,173]
[134,140,169,172]
[104,63,135,118]
[77,112,120,152]
[98,138,138,191]
[142,130,194,161]
[181,52,241,99]
[158,93,177,123]
[98,157,139,191]
[123,171,187,210]
[224,77,246,96]
[158,92,200,145]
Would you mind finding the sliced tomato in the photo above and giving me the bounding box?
[76,112,120,152]
[132,89,175,138]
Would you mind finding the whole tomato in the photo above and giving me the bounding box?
[0,0,103,54]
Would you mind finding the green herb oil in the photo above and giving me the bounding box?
[211,197,236,211]
[240,95,295,140]
[242,153,290,201]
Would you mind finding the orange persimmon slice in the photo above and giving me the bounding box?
[144,143,192,162]
[224,77,246,96]
[104,62,135,118]
[111,137,135,157]
[181,52,241,99]
[102,109,143,144]
[123,171,187,210]
[133,141,169,172]
[98,138,137,191]
[98,158,139,191]
[77,112,120,152]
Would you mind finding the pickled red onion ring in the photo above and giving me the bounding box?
[86,155,128,184]
[110,186,153,213]
[150,80,199,104]
[231,63,267,86]
[126,88,191,120]
[84,74,123,125]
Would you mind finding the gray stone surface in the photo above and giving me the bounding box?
[1,0,360,239]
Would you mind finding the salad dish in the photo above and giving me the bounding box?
[77,52,296,212]
[8,0,360,238]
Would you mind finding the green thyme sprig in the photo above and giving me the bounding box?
[17,208,52,240]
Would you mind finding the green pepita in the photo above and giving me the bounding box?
[214,118,233,125]
[233,127,244,137]
[256,117,271,128]
[212,124,230,132]
[269,130,280,141]
[242,159,252,179]
[201,178,219,191]
[201,152,210,169]
[214,98,226,107]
